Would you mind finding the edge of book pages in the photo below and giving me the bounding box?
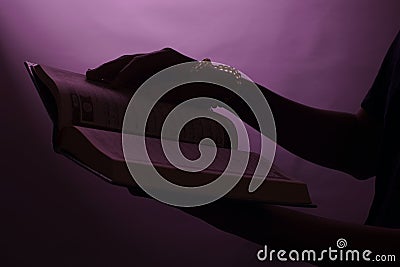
[24,61,316,207]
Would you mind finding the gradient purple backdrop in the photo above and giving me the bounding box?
[1,0,400,266]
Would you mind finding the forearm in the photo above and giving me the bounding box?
[231,80,375,178]
[182,203,400,264]
[258,84,358,174]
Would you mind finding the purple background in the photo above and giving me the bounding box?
[1,1,400,266]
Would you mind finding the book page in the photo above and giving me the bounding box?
[75,126,289,180]
[33,64,237,148]
[36,65,129,131]
[58,126,312,205]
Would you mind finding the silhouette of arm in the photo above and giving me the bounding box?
[87,48,381,179]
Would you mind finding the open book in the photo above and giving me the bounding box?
[25,61,314,207]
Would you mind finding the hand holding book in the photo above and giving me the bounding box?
[25,49,313,207]
[85,48,235,105]
[86,48,194,92]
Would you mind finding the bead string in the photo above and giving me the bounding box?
[193,58,242,84]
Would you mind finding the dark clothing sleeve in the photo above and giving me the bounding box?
[361,31,400,121]
[361,31,400,228]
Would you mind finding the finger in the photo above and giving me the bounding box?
[86,54,143,82]
[111,48,195,89]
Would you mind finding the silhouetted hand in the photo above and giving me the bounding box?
[86,48,195,90]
